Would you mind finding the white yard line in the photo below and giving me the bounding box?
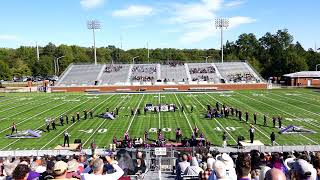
[173,93,194,131]
[0,95,71,121]
[236,92,319,145]
[82,95,129,146]
[192,94,237,143]
[1,96,95,150]
[126,94,145,132]
[40,95,115,150]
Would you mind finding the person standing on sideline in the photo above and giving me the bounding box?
[249,124,255,143]
[63,131,70,147]
[190,106,193,113]
[60,115,64,126]
[263,114,267,127]
[65,114,69,124]
[52,119,57,130]
[89,109,93,119]
[46,118,51,132]
[181,106,184,112]
[278,116,282,128]
[222,131,227,148]
[11,122,17,135]
[90,140,96,155]
[72,115,75,123]
[245,112,249,123]
[83,110,87,120]
[239,110,242,121]
[76,112,80,122]
[272,117,276,128]
[270,132,276,146]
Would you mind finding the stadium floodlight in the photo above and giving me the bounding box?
[87,20,101,65]
[316,64,320,71]
[54,56,65,76]
[132,56,139,64]
[203,56,212,63]
[215,18,229,63]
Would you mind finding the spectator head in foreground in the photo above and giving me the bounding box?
[12,164,30,180]
[53,161,68,179]
[265,168,286,180]
[92,158,104,175]
[289,159,317,180]
[236,153,251,179]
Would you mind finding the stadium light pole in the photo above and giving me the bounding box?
[215,18,229,63]
[132,56,139,64]
[316,64,320,71]
[87,20,101,65]
[54,56,65,76]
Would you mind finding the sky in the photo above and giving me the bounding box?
[0,0,319,50]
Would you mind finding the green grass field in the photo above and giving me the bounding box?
[0,88,319,150]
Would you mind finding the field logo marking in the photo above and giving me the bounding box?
[213,126,241,132]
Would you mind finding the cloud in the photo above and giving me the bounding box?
[225,0,246,8]
[0,35,18,41]
[112,5,153,17]
[169,0,222,24]
[80,0,104,9]
[228,16,256,28]
[162,0,254,44]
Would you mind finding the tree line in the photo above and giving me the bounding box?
[0,29,319,80]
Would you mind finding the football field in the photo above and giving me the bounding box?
[0,88,319,150]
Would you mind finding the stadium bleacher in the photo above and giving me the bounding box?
[57,64,104,86]
[56,62,263,86]
[187,63,221,83]
[100,64,130,85]
[215,62,262,83]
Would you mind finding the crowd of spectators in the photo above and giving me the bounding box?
[189,66,216,74]
[131,76,155,82]
[131,66,156,74]
[131,66,157,82]
[227,72,256,83]
[1,149,320,180]
[163,61,184,67]
[175,150,320,180]
[104,65,123,73]
[0,150,148,180]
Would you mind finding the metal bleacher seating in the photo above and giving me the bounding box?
[130,64,158,83]
[187,63,220,83]
[100,64,130,85]
[215,62,261,83]
[57,64,104,86]
[160,65,188,83]
[56,61,263,86]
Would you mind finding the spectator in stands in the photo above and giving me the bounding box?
[265,168,286,180]
[66,160,80,179]
[184,157,203,177]
[53,161,76,180]
[199,155,215,180]
[176,154,190,179]
[288,159,317,180]
[235,153,251,180]
[80,157,123,180]
[12,164,30,180]
[133,158,146,176]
